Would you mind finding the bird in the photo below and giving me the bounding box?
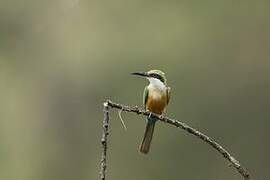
[131,70,171,154]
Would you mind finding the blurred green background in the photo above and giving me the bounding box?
[1,0,269,180]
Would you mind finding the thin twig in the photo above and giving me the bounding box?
[100,102,110,180]
[104,100,251,180]
[118,108,127,130]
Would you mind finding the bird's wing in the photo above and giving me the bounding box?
[143,86,149,110]
[166,86,171,105]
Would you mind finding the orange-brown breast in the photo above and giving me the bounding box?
[146,90,168,115]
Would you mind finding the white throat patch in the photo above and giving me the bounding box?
[148,78,166,90]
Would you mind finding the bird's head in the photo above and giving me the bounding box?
[131,69,167,85]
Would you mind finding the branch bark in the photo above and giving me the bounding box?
[99,102,110,180]
[99,100,251,180]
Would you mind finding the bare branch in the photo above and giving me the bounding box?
[99,102,110,180]
[101,100,251,180]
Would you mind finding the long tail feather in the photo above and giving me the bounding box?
[139,119,156,154]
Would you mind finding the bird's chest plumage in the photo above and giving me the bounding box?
[146,87,167,115]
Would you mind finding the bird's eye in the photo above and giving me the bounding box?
[150,73,164,82]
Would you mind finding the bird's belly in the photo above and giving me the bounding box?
[146,91,167,115]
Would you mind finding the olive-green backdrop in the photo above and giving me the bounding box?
[1,1,269,180]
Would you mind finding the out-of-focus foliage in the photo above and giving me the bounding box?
[0,0,269,180]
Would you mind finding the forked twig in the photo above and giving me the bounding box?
[99,100,251,180]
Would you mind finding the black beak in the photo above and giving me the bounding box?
[131,72,149,77]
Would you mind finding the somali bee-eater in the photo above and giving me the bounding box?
[131,70,171,154]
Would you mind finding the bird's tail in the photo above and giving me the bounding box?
[139,117,156,154]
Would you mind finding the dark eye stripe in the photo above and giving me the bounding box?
[150,73,165,82]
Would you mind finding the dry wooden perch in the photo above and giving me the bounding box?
[99,100,251,180]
